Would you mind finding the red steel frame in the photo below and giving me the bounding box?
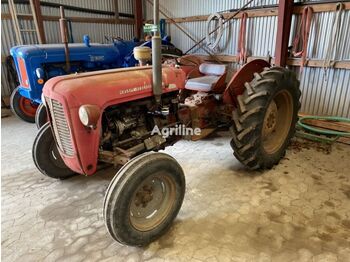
[275,0,294,67]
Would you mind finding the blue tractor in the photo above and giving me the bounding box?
[10,36,182,125]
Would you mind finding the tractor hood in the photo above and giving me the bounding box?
[43,66,186,110]
[10,42,137,63]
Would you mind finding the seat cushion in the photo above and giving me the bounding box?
[185,75,220,92]
[199,63,226,76]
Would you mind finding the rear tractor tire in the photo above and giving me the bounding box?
[230,67,301,169]
[103,152,185,246]
[32,123,75,179]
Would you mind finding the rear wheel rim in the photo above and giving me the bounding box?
[262,90,293,154]
[129,172,176,232]
[19,96,38,117]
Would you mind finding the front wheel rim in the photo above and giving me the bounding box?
[129,172,176,232]
[49,142,67,169]
[262,90,293,154]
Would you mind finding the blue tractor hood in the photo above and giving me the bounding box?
[10,41,138,68]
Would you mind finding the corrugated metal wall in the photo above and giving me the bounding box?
[1,0,135,97]
[144,0,349,117]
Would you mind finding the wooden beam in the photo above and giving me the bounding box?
[134,0,143,39]
[145,2,350,24]
[32,0,46,44]
[1,13,135,25]
[4,2,349,26]
[156,7,278,24]
[42,16,134,25]
[287,58,350,69]
[197,54,350,70]
[294,2,350,14]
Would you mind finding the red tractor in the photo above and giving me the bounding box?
[32,3,300,247]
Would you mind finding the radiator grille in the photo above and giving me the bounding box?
[47,98,75,156]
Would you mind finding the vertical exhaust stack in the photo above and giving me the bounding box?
[59,6,70,72]
[152,0,162,104]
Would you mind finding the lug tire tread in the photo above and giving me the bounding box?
[230,67,301,170]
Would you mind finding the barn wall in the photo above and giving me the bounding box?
[144,0,350,117]
[1,0,135,97]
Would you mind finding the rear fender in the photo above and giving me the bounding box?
[223,59,270,106]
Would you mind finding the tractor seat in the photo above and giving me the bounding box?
[185,63,226,92]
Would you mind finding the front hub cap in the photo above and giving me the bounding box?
[129,172,176,232]
[19,97,38,117]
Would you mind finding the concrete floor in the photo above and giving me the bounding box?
[1,115,350,262]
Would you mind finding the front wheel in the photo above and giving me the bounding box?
[230,67,301,169]
[32,122,75,179]
[35,103,48,129]
[103,152,185,246]
[10,87,38,123]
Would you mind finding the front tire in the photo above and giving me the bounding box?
[10,87,38,123]
[35,103,48,129]
[103,152,185,246]
[32,122,75,179]
[230,67,301,169]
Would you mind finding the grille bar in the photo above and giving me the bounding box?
[46,98,75,156]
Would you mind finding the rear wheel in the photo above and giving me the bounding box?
[230,67,301,169]
[35,103,48,129]
[10,87,38,123]
[103,152,185,246]
[32,122,75,179]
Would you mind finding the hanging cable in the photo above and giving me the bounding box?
[145,0,221,63]
[206,13,224,52]
[237,12,248,64]
[185,0,256,55]
[291,6,313,72]
[323,3,344,76]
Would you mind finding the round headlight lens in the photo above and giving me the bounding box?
[78,105,101,128]
[79,106,90,126]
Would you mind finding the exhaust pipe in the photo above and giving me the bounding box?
[152,0,162,104]
[59,6,70,73]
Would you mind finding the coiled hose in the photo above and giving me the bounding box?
[297,115,350,143]
[206,13,224,51]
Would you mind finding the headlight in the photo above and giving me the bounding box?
[78,105,101,129]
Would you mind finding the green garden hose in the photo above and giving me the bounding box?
[296,115,350,143]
